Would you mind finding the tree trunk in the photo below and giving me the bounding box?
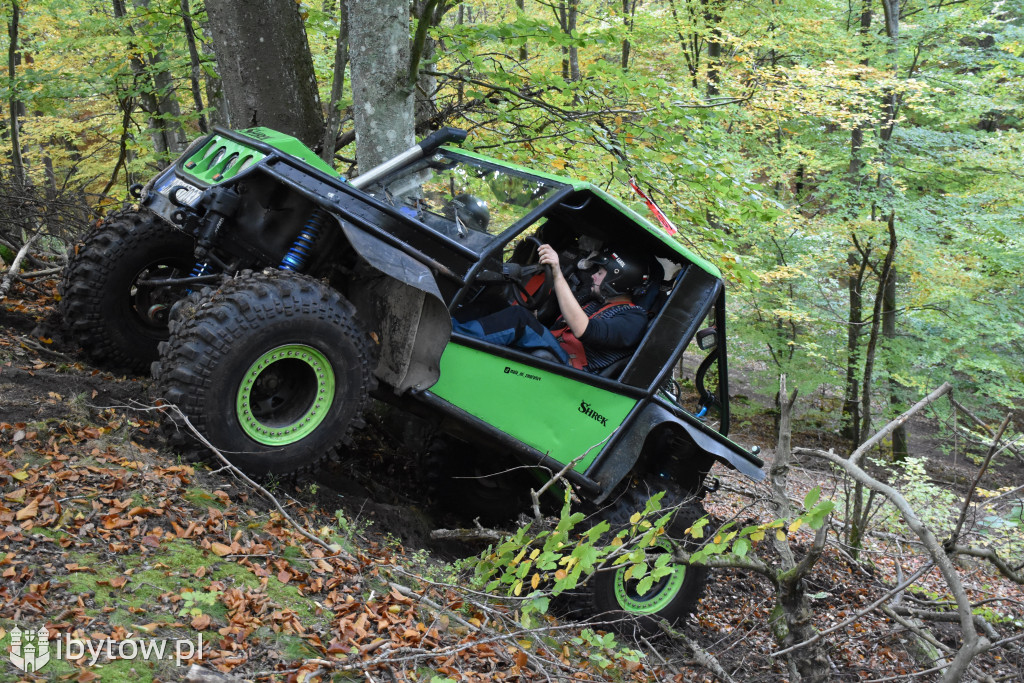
[557,0,579,82]
[320,0,349,164]
[770,376,831,682]
[204,0,324,148]
[517,0,528,61]
[840,0,872,444]
[348,0,415,171]
[411,0,456,130]
[859,215,897,445]
[620,0,636,70]
[883,265,907,459]
[180,0,208,134]
[703,0,723,97]
[7,0,25,185]
[111,0,168,160]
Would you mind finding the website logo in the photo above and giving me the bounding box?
[9,625,51,672]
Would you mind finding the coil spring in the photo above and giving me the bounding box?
[280,209,327,272]
[186,261,211,294]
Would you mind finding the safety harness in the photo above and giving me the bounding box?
[550,301,640,370]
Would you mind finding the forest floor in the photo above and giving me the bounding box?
[1,278,1022,683]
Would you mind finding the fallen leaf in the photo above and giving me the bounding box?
[210,542,232,557]
[16,499,39,520]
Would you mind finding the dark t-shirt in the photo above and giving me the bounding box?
[573,301,647,371]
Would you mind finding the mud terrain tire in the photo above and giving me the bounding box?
[153,270,374,477]
[588,481,709,633]
[59,210,196,373]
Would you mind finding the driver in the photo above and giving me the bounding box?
[451,244,649,373]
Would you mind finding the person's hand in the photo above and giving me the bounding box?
[537,243,561,276]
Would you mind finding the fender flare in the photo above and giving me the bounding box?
[588,401,764,504]
[337,220,452,393]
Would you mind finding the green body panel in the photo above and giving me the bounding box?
[441,147,721,278]
[429,343,638,471]
[237,127,339,176]
[181,127,337,186]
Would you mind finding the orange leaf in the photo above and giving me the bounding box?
[514,649,528,668]
[191,613,211,630]
[210,542,232,557]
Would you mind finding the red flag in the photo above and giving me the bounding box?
[630,178,678,236]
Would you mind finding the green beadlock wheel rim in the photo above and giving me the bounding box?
[236,344,336,446]
[613,541,688,614]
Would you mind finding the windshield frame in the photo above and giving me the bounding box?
[361,148,573,255]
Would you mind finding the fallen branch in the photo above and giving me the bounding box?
[429,526,506,543]
[796,444,991,683]
[140,402,355,561]
[0,232,42,300]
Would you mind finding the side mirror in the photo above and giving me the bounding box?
[696,327,717,351]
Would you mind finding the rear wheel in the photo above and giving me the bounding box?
[588,481,709,633]
[59,210,196,373]
[154,270,375,477]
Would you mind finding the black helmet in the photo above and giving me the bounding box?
[445,194,490,232]
[591,249,648,299]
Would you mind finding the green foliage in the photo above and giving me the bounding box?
[872,456,960,534]
[3,0,1022,424]
[465,487,684,627]
[178,587,221,618]
[689,487,835,566]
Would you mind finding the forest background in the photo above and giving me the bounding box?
[1,0,1024,681]
[2,0,1022,440]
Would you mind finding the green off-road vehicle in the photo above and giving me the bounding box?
[60,126,764,628]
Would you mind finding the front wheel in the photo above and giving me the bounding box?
[588,482,709,633]
[154,270,375,477]
[59,209,197,373]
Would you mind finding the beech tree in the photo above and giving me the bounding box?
[204,0,323,147]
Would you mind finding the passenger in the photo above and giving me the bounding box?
[452,244,649,373]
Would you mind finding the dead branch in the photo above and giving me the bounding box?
[183,664,248,682]
[950,396,1024,465]
[140,402,355,561]
[0,231,41,299]
[657,620,739,683]
[948,545,1024,584]
[429,526,506,543]
[795,444,991,683]
[849,382,952,467]
[947,413,1012,547]
[530,436,607,521]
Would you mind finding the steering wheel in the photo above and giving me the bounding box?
[506,236,554,310]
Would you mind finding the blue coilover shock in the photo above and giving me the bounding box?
[280,209,327,272]
[185,261,212,294]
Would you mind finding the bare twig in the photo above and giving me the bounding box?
[771,563,935,657]
[797,444,991,683]
[658,620,738,683]
[143,402,355,561]
[530,435,610,521]
[849,382,952,466]
[947,413,1012,547]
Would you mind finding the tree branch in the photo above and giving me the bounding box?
[849,382,952,466]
